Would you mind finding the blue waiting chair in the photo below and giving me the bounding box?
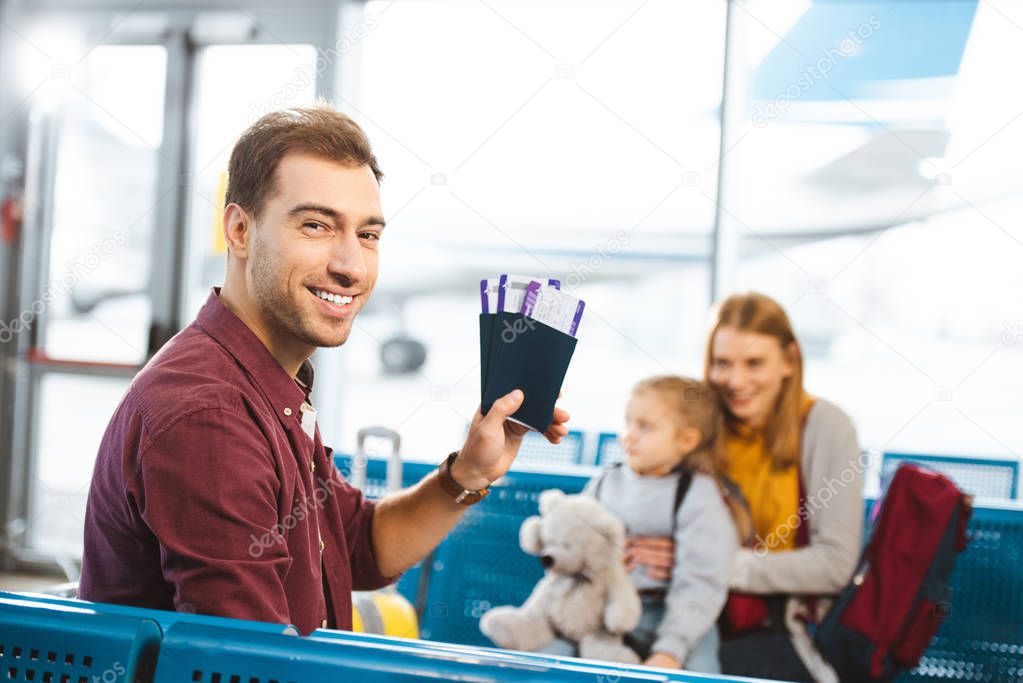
[595,432,626,466]
[514,430,586,467]
[0,594,162,683]
[153,621,678,683]
[4,591,298,635]
[905,500,1023,681]
[881,452,1019,500]
[310,628,755,682]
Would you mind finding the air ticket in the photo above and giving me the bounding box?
[521,281,585,337]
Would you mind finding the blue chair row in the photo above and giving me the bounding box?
[0,592,749,682]
[307,628,742,682]
[488,429,617,467]
[157,621,726,683]
[337,455,1023,683]
[594,438,1023,497]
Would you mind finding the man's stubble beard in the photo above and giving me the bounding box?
[249,241,353,349]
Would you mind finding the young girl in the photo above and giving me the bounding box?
[593,378,744,670]
[588,375,741,672]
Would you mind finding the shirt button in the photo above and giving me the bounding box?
[319,538,325,553]
[310,461,316,473]
[284,407,293,416]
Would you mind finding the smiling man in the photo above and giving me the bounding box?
[79,105,569,634]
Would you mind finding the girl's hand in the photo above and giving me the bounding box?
[624,535,675,581]
[644,652,681,669]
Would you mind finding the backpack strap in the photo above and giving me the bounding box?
[719,474,756,546]
[670,463,695,535]
[794,399,822,628]
[794,397,816,549]
[591,461,623,503]
[796,472,810,548]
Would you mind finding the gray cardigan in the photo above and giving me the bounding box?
[728,398,864,682]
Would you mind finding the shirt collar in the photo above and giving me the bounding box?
[196,287,314,423]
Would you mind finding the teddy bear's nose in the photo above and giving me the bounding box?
[540,555,554,568]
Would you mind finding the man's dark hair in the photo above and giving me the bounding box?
[225,104,383,220]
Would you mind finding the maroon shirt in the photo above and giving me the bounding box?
[79,289,395,634]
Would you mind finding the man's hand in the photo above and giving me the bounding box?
[624,535,676,581]
[644,652,681,669]
[452,389,571,489]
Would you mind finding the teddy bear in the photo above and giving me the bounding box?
[479,489,642,664]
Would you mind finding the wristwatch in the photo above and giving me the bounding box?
[438,451,491,505]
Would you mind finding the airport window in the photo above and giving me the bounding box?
[727,0,1023,477]
[43,45,167,365]
[318,0,726,455]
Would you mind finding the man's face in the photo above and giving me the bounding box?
[245,153,384,350]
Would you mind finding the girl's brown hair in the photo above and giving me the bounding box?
[704,292,805,470]
[632,375,724,477]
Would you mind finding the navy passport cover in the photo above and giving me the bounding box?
[479,312,577,432]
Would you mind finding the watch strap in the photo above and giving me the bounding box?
[438,451,490,505]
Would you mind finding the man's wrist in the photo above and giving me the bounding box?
[437,452,491,505]
[448,452,491,491]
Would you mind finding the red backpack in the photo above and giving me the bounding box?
[814,463,972,681]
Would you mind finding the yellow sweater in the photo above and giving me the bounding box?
[724,400,814,553]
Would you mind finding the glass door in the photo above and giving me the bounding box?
[10,41,172,565]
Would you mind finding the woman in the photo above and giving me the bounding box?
[626,292,863,682]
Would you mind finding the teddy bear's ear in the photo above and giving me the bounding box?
[538,489,565,515]
[519,515,544,555]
